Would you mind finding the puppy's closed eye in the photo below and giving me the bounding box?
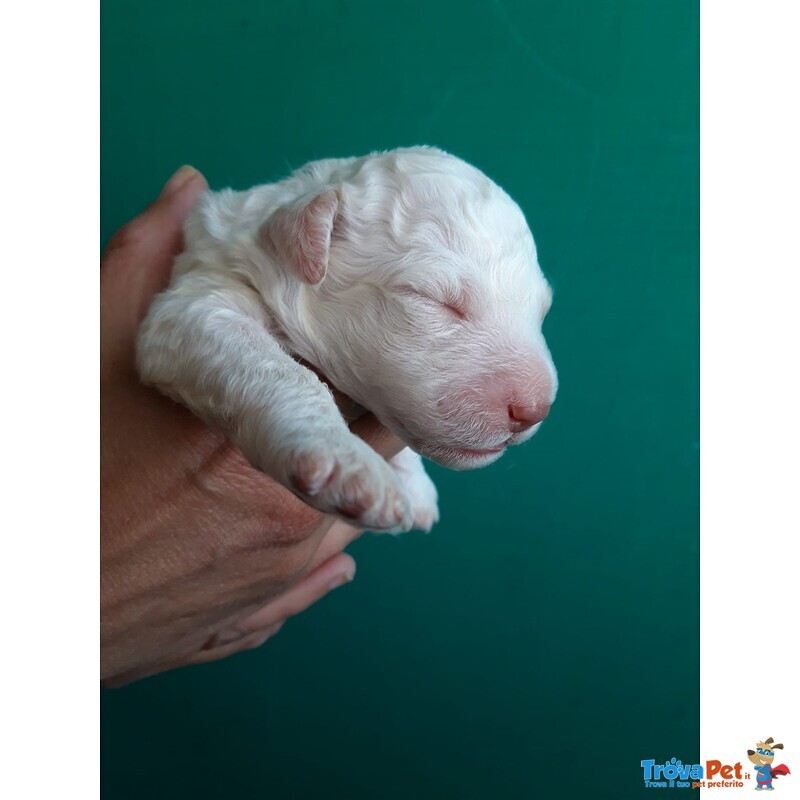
[397,286,468,321]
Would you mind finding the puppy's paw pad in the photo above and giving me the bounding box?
[287,449,337,496]
[287,443,411,532]
[333,468,411,532]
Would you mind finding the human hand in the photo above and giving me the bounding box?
[101,166,404,686]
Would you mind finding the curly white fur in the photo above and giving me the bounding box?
[137,147,557,532]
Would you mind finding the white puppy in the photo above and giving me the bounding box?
[137,147,557,533]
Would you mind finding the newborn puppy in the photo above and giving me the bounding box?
[137,147,557,533]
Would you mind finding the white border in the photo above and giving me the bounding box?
[701,1,799,795]
[1,0,99,797]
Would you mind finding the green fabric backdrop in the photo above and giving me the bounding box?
[101,2,699,797]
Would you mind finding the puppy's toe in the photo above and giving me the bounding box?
[333,463,411,532]
[393,461,440,532]
[287,441,411,532]
[287,448,337,496]
[410,501,440,533]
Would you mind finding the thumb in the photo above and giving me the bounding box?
[111,165,209,270]
[148,164,209,227]
[101,166,208,360]
[159,164,205,201]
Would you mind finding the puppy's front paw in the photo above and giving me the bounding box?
[390,449,440,532]
[286,439,412,533]
[403,469,439,532]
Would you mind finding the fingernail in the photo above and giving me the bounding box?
[160,165,198,198]
[330,567,356,590]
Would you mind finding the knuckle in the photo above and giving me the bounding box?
[243,623,283,651]
[237,513,315,557]
[227,532,315,587]
[269,545,313,586]
[260,499,322,549]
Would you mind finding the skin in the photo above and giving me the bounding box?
[101,166,404,686]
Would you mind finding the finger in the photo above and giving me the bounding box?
[307,520,365,571]
[234,552,356,634]
[135,166,209,259]
[350,412,405,460]
[104,165,208,268]
[101,167,209,359]
[179,622,287,668]
[175,553,356,669]
[101,619,286,683]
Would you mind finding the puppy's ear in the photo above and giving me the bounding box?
[259,190,339,285]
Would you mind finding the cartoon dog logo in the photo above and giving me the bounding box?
[747,738,791,791]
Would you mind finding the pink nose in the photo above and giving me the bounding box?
[508,402,551,430]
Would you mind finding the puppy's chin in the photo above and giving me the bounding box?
[417,443,507,471]
[508,422,542,445]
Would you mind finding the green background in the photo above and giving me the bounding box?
[101,1,699,798]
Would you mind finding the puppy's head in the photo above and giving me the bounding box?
[262,147,557,469]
